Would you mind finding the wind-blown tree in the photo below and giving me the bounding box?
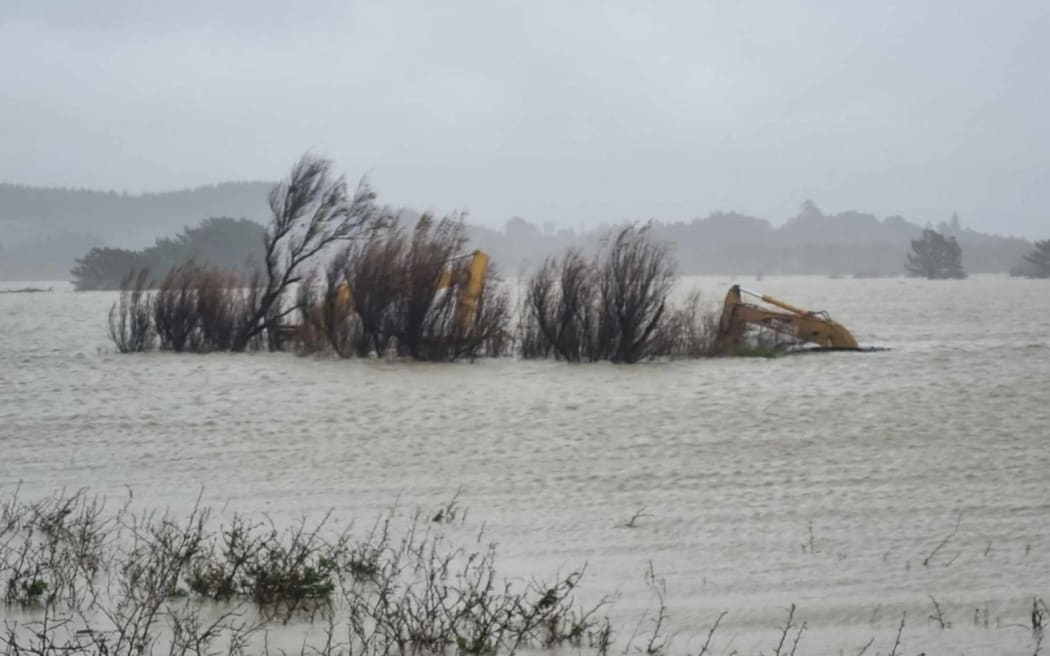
[230,154,387,352]
[1020,239,1050,278]
[341,228,406,357]
[388,214,471,360]
[521,249,600,362]
[905,228,966,279]
[292,214,510,361]
[522,224,675,363]
[598,225,676,362]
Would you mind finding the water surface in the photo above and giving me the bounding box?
[2,275,1048,654]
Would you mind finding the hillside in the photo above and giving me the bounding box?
[0,182,271,279]
[0,183,1035,280]
[470,203,1033,277]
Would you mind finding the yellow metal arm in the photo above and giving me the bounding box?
[716,284,858,354]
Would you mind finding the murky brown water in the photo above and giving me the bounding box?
[2,275,1049,654]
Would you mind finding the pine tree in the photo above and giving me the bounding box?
[1021,239,1050,278]
[905,228,966,279]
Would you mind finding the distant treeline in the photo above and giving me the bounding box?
[0,182,1041,280]
[468,203,1034,277]
[0,182,269,280]
[71,218,265,290]
[0,181,270,243]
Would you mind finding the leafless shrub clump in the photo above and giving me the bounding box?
[108,269,155,353]
[338,511,608,656]
[151,262,254,353]
[7,489,1045,656]
[0,488,110,610]
[651,290,718,359]
[520,249,601,361]
[230,154,387,353]
[341,229,404,357]
[521,224,713,363]
[293,215,512,362]
[598,226,676,362]
[185,513,345,623]
[0,489,608,656]
[386,215,510,361]
[295,266,361,357]
[105,152,509,362]
[106,154,387,356]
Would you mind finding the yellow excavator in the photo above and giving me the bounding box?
[289,249,490,342]
[715,285,859,355]
[438,249,490,330]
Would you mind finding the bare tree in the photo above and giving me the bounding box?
[231,154,387,352]
[153,262,200,353]
[651,290,717,358]
[294,251,363,357]
[108,269,154,353]
[522,249,599,362]
[191,268,243,352]
[521,225,674,363]
[388,215,467,360]
[598,224,675,363]
[341,228,406,357]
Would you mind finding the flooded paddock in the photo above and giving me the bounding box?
[2,275,1049,654]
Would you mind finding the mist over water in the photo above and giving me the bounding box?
[3,275,1049,654]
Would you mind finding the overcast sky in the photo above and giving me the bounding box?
[1,1,1047,237]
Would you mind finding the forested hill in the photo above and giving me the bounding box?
[469,202,1034,277]
[0,182,271,279]
[0,182,1036,280]
[0,182,271,244]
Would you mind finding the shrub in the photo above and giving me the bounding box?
[153,263,203,352]
[108,269,154,353]
[521,224,676,363]
[597,225,675,363]
[651,290,718,358]
[151,262,252,353]
[231,154,388,352]
[521,249,600,362]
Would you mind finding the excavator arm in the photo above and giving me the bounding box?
[715,285,858,354]
[333,249,489,333]
[451,250,489,331]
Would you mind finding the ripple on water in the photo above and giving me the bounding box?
[1,276,1049,654]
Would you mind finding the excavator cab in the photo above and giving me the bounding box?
[715,285,859,355]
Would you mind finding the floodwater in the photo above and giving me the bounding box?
[2,275,1049,655]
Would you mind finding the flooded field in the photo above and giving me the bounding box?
[2,275,1049,654]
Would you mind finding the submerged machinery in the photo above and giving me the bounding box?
[287,249,490,342]
[714,285,859,354]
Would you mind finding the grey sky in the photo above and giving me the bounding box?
[1,1,1047,237]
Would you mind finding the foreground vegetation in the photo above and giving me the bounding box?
[0,488,611,656]
[1,489,1046,656]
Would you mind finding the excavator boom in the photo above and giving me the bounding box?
[313,250,489,335]
[715,285,858,354]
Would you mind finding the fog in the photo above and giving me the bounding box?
[1,1,1047,237]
